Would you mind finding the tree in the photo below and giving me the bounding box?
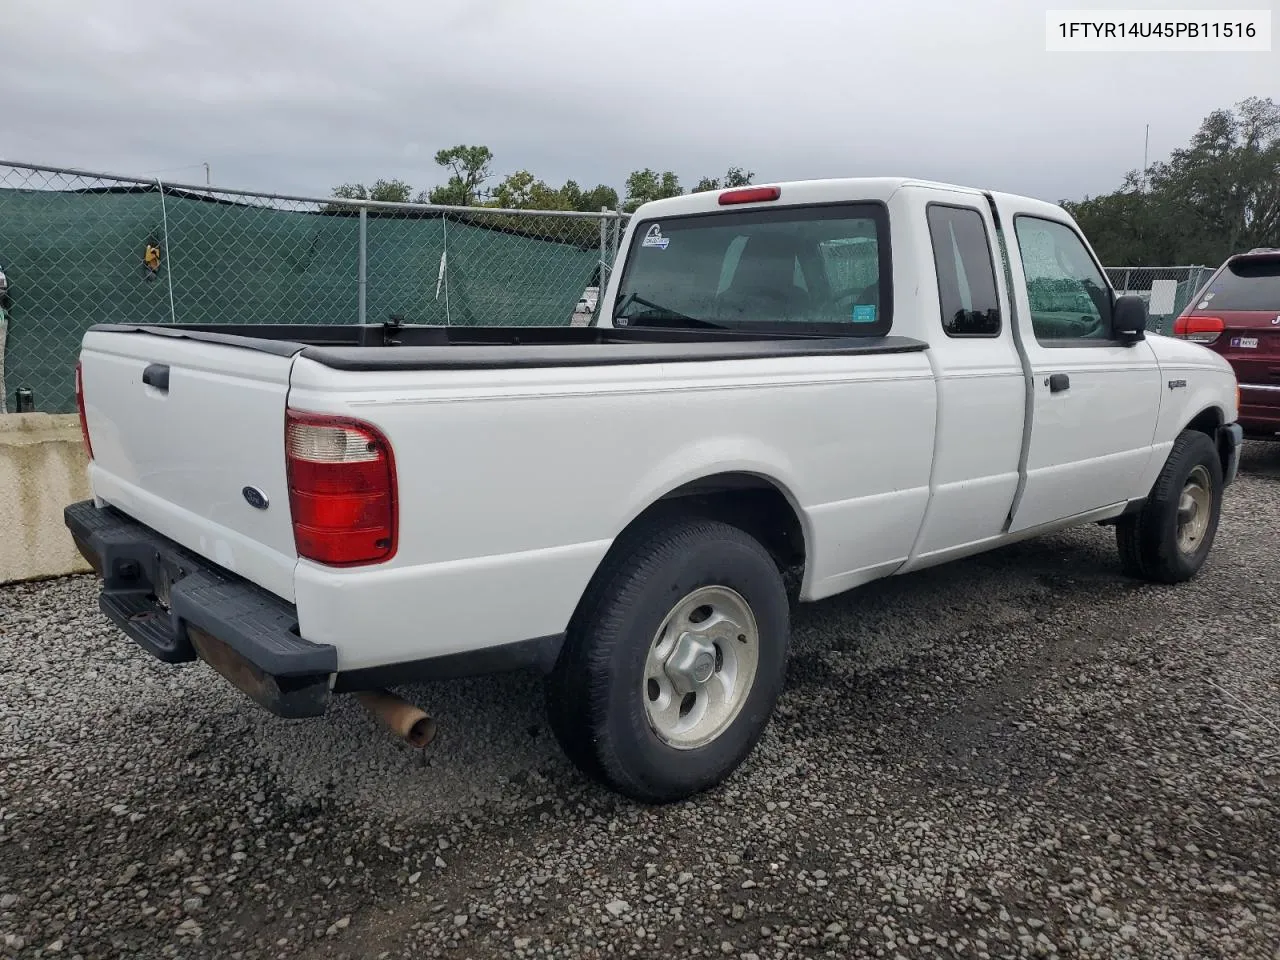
[559,179,584,211]
[1065,97,1280,265]
[555,180,596,211]
[556,180,620,212]
[491,169,540,208]
[490,170,574,210]
[574,182,621,212]
[1150,96,1280,259]
[421,145,494,206]
[693,166,755,193]
[623,169,683,212]
[330,178,413,203]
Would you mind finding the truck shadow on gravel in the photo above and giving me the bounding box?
[1239,438,1280,479]
[777,522,1133,777]
[247,518,1138,820]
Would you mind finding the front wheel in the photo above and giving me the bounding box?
[545,517,789,803]
[1117,430,1224,583]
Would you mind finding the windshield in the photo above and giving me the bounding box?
[1199,256,1280,312]
[613,203,892,335]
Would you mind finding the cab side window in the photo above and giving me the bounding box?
[1013,216,1114,343]
[927,205,1001,337]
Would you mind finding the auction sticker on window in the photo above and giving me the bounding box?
[852,304,877,323]
[641,224,670,250]
[1046,9,1271,51]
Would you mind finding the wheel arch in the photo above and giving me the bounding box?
[644,471,809,571]
[573,471,811,622]
[1181,405,1232,478]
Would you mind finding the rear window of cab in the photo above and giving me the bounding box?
[613,203,893,336]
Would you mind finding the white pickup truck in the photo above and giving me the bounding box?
[66,178,1242,802]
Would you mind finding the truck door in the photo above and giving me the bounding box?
[986,192,1162,532]
[899,195,1025,569]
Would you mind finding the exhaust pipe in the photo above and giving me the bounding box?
[355,689,437,748]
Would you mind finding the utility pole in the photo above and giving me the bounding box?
[203,162,210,185]
[1142,125,1149,192]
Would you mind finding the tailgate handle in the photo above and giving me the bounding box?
[142,363,170,392]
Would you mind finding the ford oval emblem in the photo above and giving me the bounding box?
[242,486,269,510]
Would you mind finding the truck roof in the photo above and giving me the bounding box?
[629,175,1070,230]
[631,177,1061,220]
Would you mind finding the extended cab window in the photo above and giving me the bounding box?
[614,203,892,335]
[1013,216,1114,343]
[927,205,1000,337]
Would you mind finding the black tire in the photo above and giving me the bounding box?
[545,517,789,803]
[1116,430,1223,584]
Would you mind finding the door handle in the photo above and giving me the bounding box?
[1048,373,1070,393]
[142,363,170,392]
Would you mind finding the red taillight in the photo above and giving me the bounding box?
[285,411,397,567]
[1172,315,1224,344]
[74,361,94,460]
[718,186,781,205]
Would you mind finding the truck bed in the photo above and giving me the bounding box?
[77,317,940,674]
[88,322,929,370]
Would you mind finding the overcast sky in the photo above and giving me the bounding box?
[0,0,1273,204]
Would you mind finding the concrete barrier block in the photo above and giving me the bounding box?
[0,413,92,583]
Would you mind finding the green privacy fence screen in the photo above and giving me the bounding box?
[0,163,620,413]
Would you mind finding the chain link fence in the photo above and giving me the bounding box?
[0,161,627,413]
[1104,265,1215,336]
[0,158,1223,415]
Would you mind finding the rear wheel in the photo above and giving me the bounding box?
[1116,430,1223,583]
[545,517,789,803]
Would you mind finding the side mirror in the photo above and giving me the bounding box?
[1113,295,1147,344]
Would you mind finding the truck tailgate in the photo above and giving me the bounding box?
[79,329,300,601]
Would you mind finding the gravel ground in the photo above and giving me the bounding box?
[2,443,1278,960]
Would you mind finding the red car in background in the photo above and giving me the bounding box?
[1174,248,1280,440]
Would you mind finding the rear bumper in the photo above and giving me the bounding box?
[64,500,336,718]
[1220,423,1244,487]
